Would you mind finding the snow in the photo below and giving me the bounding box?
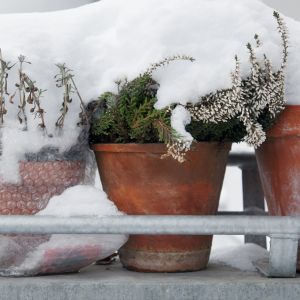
[37,185,122,217]
[0,0,299,181]
[210,243,269,271]
[170,106,193,142]
[231,143,254,154]
[0,0,96,14]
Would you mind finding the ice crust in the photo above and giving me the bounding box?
[0,0,299,181]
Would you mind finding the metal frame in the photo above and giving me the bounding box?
[0,152,296,277]
[0,215,298,278]
[228,153,266,248]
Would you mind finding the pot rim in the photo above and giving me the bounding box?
[284,105,300,109]
[91,142,231,153]
[265,105,300,138]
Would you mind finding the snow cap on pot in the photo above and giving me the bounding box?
[90,12,288,162]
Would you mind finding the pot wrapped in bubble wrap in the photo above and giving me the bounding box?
[0,186,128,276]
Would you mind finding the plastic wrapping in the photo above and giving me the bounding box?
[0,234,127,276]
[0,127,127,276]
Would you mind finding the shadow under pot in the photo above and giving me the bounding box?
[92,142,231,273]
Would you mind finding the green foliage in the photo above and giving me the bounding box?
[90,75,281,145]
[90,74,175,144]
[186,119,246,143]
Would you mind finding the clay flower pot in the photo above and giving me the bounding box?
[255,106,300,270]
[93,142,231,272]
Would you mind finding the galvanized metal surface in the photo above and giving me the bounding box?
[228,152,267,248]
[0,215,299,277]
[0,215,298,235]
[254,235,299,278]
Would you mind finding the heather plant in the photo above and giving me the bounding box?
[91,12,288,163]
[185,12,287,148]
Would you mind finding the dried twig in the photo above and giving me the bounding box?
[55,63,88,129]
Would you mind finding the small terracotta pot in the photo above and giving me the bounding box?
[93,142,231,272]
[255,105,300,270]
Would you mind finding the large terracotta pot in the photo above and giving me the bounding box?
[255,106,300,270]
[93,142,231,272]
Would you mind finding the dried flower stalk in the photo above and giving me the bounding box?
[0,49,14,125]
[55,63,88,129]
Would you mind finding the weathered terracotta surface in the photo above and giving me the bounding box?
[0,161,85,215]
[256,106,300,270]
[93,143,231,272]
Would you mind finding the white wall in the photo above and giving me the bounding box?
[0,0,96,13]
[262,0,300,21]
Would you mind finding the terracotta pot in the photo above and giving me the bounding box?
[255,105,300,270]
[93,142,231,272]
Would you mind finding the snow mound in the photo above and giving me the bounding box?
[37,185,122,217]
[210,243,269,271]
[0,0,300,181]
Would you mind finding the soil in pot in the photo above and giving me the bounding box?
[255,105,300,271]
[93,142,231,272]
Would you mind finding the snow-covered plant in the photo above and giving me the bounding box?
[174,11,288,159]
[0,52,89,159]
[90,55,194,156]
[0,54,87,134]
[91,12,288,163]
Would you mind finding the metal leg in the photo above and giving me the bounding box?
[254,235,298,278]
[241,166,266,248]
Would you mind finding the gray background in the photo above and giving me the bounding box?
[262,0,300,21]
[0,0,299,20]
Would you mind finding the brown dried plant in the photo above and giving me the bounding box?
[0,49,15,125]
[55,63,88,129]
[10,55,47,132]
